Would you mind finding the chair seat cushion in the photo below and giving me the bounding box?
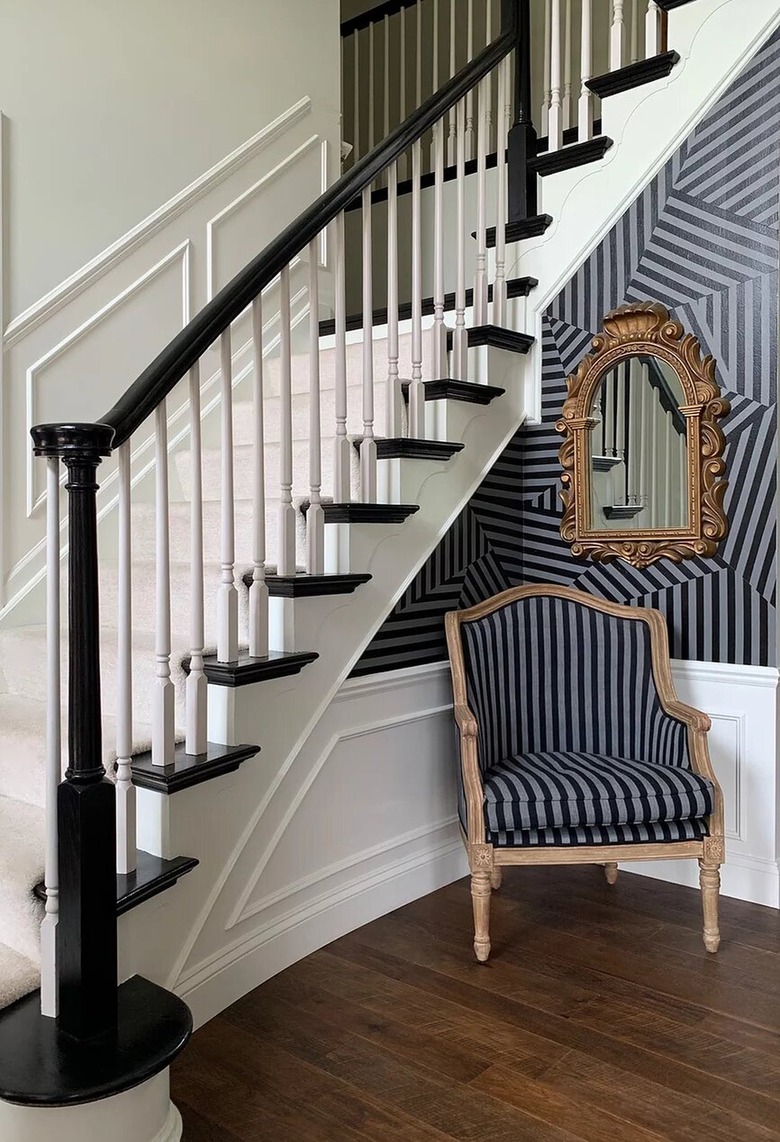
[484,750,715,835]
[489,819,710,847]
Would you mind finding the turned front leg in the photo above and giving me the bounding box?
[471,869,492,962]
[699,860,721,953]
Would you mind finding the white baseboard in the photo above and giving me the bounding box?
[179,829,469,1030]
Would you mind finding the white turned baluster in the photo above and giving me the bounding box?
[646,0,663,57]
[360,189,378,500]
[186,365,208,749]
[217,330,239,659]
[465,0,475,159]
[447,0,457,164]
[116,442,136,872]
[541,0,552,135]
[307,242,325,573]
[249,299,269,657]
[409,139,425,438]
[353,31,360,163]
[549,0,563,152]
[493,57,511,327]
[153,401,175,764]
[278,267,297,573]
[563,0,573,132]
[429,0,439,168]
[383,14,390,140]
[578,0,594,143]
[333,213,351,501]
[368,20,376,153]
[41,458,61,1018]
[386,161,403,437]
[631,0,640,62]
[611,0,626,71]
[485,0,494,151]
[416,0,422,112]
[474,77,489,327]
[432,112,447,379]
[399,6,408,178]
[453,98,468,380]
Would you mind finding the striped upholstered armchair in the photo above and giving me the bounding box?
[445,585,724,962]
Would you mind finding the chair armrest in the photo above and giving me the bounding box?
[453,704,478,739]
[662,699,711,733]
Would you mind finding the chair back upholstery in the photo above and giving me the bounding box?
[459,592,689,772]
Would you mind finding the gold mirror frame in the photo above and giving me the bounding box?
[556,302,730,569]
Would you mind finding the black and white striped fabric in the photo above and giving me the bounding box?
[489,819,709,847]
[458,594,710,848]
[484,751,713,833]
[461,595,689,772]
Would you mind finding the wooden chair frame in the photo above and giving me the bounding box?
[445,584,725,961]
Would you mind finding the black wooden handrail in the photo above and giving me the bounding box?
[99,5,518,448]
[341,0,420,39]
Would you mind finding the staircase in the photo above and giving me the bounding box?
[0,0,776,1133]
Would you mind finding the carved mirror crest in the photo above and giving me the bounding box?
[556,302,730,569]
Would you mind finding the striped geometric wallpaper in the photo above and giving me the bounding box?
[354,29,780,675]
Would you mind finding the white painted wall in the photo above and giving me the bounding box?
[0,0,341,317]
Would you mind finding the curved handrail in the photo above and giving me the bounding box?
[99,18,517,448]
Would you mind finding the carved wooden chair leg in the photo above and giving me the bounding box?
[699,859,721,953]
[603,862,618,885]
[490,865,502,890]
[471,870,492,962]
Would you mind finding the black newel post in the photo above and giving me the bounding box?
[505,0,538,223]
[32,422,118,1040]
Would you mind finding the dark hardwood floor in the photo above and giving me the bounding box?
[172,867,780,1140]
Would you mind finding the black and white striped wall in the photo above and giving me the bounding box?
[356,28,780,675]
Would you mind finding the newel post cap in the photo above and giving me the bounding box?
[31,422,115,460]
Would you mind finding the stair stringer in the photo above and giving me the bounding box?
[118,349,530,1022]
[506,0,780,366]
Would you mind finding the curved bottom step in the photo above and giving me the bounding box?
[0,975,191,1107]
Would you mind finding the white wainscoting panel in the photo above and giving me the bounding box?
[1,96,338,616]
[170,662,468,1028]
[622,659,780,908]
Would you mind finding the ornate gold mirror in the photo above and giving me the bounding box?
[556,303,730,568]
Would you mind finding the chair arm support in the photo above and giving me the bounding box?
[454,704,479,739]
[662,699,711,733]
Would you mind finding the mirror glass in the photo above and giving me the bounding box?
[587,354,688,531]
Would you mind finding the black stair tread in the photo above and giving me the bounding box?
[116,852,199,914]
[131,741,260,794]
[586,51,680,99]
[318,277,537,337]
[657,0,695,9]
[321,503,420,524]
[529,135,614,177]
[203,650,318,687]
[0,975,191,1107]
[352,437,465,460]
[35,851,199,916]
[446,324,534,354]
[249,572,372,597]
[401,378,506,405]
[484,215,553,248]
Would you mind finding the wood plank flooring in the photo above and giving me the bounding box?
[172,867,780,1140]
